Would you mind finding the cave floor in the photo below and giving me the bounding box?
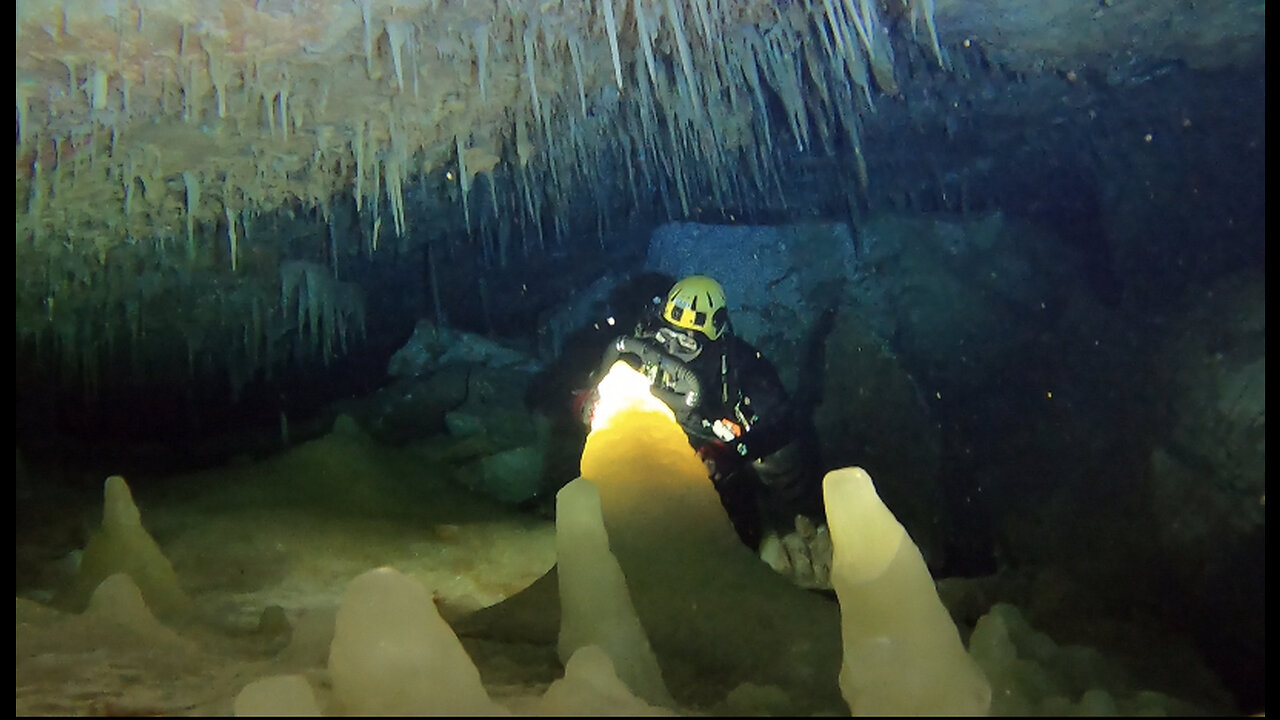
[15,431,560,716]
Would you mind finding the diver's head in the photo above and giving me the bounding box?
[662,275,729,342]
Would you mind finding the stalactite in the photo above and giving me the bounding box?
[224,202,238,272]
[17,83,32,148]
[634,0,659,91]
[386,20,412,92]
[912,0,948,69]
[523,22,542,127]
[90,67,109,110]
[473,21,490,100]
[456,134,471,237]
[263,84,275,137]
[568,34,588,118]
[360,0,374,79]
[353,120,365,212]
[207,46,227,118]
[278,75,290,142]
[664,0,702,116]
[602,0,624,92]
[182,170,199,262]
[13,0,947,402]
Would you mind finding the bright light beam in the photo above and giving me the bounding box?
[589,360,675,433]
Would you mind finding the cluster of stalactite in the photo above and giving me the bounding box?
[15,0,943,395]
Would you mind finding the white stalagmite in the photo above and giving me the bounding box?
[556,477,674,708]
[824,467,992,715]
[328,568,500,716]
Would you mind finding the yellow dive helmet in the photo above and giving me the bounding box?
[662,275,729,341]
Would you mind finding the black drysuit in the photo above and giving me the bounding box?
[591,326,822,549]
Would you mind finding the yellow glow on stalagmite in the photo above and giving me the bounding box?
[580,360,728,545]
[574,361,988,714]
[589,360,676,432]
[572,361,847,713]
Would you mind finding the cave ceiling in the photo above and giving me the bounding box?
[14,0,1264,391]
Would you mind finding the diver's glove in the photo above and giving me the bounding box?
[759,515,833,590]
[572,387,600,427]
[697,440,746,483]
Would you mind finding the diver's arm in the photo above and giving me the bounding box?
[724,343,797,462]
[593,335,705,417]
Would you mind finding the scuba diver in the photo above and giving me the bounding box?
[576,275,831,588]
